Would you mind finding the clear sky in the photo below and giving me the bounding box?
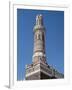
[17,9,64,80]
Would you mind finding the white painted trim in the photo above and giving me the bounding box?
[33,52,46,57]
[25,69,40,77]
[25,68,52,77]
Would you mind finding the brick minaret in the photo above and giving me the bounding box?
[25,14,64,80]
[33,14,47,65]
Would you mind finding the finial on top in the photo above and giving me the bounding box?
[36,14,43,26]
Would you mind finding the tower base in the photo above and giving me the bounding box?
[26,72,55,80]
[25,62,64,80]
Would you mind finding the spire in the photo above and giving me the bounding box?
[36,14,43,26]
[34,14,45,32]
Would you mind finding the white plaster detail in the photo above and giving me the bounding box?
[33,52,46,58]
[25,68,52,77]
[25,69,40,77]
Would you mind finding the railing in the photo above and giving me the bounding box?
[25,63,64,78]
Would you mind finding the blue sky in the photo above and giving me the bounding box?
[17,9,64,80]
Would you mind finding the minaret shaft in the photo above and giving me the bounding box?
[33,14,46,64]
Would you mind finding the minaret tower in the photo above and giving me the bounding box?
[33,14,47,65]
[25,14,64,80]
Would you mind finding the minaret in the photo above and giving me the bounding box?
[25,14,64,80]
[33,14,47,65]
